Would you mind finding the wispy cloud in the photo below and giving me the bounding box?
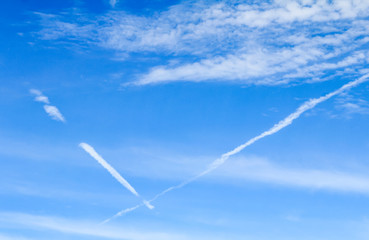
[30,89,49,104]
[218,156,369,194]
[35,95,50,104]
[108,73,369,219]
[0,212,189,240]
[35,1,369,86]
[0,233,33,240]
[30,89,50,104]
[333,92,369,118]
[79,142,154,210]
[136,48,369,86]
[43,105,65,122]
[109,0,118,8]
[30,89,66,122]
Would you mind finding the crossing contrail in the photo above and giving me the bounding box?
[79,142,154,210]
[105,73,369,223]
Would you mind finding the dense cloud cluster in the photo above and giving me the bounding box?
[36,0,369,85]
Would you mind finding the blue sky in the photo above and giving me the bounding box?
[1,0,369,239]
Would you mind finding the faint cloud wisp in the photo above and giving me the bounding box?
[30,89,66,122]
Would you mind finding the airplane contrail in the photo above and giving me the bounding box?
[100,203,142,224]
[104,73,369,223]
[79,142,154,210]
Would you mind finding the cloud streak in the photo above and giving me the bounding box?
[0,212,189,240]
[79,142,154,210]
[218,156,369,193]
[30,89,66,122]
[106,73,369,221]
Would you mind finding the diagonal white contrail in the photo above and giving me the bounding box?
[104,73,369,223]
[79,142,154,210]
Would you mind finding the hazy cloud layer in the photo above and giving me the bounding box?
[334,92,369,117]
[0,212,189,240]
[218,156,369,193]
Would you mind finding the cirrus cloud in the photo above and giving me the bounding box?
[35,0,369,86]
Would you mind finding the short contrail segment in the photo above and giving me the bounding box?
[79,143,154,210]
[105,73,369,223]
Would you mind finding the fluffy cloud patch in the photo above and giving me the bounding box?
[35,1,369,85]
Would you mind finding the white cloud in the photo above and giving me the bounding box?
[0,233,34,240]
[43,105,66,122]
[29,89,42,96]
[35,1,369,86]
[0,212,190,240]
[218,156,369,193]
[334,93,369,117]
[30,89,66,122]
[133,24,369,85]
[109,0,118,8]
[35,95,50,104]
[30,88,49,103]
[340,102,367,113]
